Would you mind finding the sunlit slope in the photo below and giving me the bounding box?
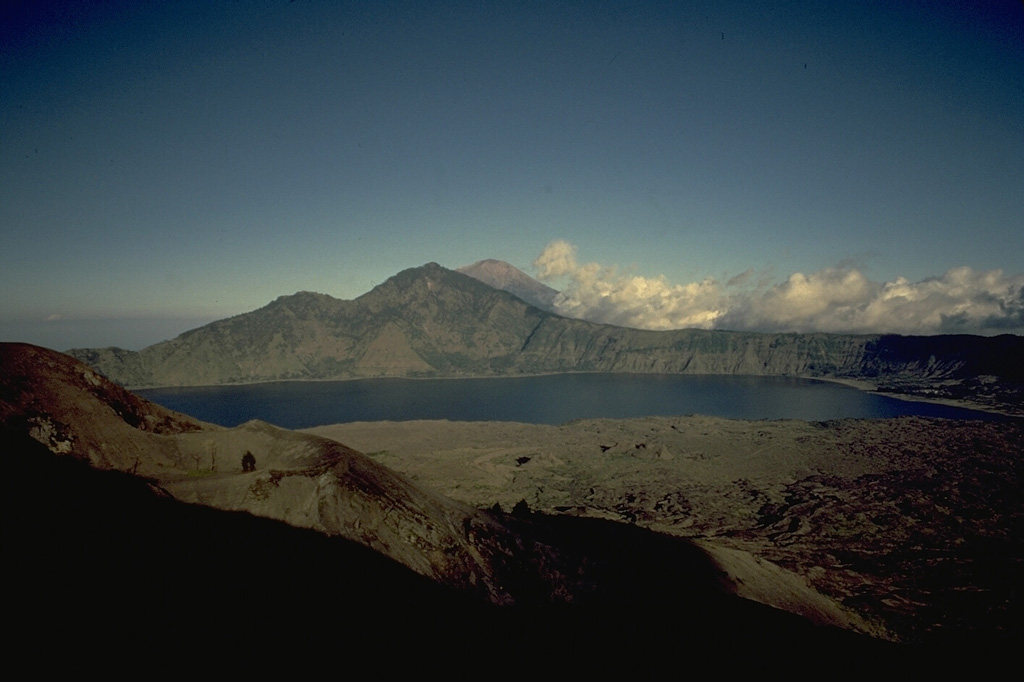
[0,342,498,596]
[66,264,1022,412]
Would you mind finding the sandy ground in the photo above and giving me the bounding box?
[307,415,1023,643]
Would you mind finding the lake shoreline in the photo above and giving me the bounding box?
[136,370,1017,419]
[138,372,1008,429]
[815,376,1018,418]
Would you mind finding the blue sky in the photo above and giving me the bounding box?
[2,0,1022,349]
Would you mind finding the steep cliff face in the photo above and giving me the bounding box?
[515,319,879,377]
[67,264,1023,410]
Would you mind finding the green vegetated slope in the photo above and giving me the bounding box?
[68,264,1024,408]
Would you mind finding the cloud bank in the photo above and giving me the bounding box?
[533,240,1024,336]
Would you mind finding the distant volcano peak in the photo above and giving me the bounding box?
[457,259,558,312]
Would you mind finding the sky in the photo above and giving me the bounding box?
[2,0,1022,350]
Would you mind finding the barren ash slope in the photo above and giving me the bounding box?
[314,413,1024,649]
[68,262,1023,414]
[1,342,889,662]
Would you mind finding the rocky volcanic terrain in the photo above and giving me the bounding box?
[311,416,1024,647]
[68,263,1024,415]
[4,342,899,666]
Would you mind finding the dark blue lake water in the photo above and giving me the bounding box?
[137,373,1001,429]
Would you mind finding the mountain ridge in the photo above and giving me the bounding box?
[66,263,1023,413]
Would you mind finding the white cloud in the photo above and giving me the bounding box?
[533,240,1024,335]
[533,238,580,280]
[534,240,727,330]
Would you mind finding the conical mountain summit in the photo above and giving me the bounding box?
[456,258,559,312]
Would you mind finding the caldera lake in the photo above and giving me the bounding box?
[136,373,1003,429]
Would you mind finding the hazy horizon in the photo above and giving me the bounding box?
[3,1,1022,349]
[8,254,1024,353]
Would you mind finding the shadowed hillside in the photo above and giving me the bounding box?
[7,427,896,669]
[66,264,1023,413]
[2,342,892,664]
